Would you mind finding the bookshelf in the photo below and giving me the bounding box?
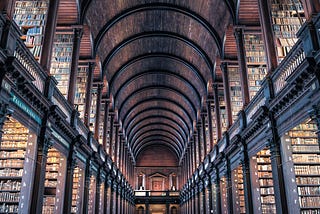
[232,166,246,214]
[0,118,36,213]
[287,121,320,212]
[42,148,66,214]
[88,175,96,214]
[244,33,267,100]
[13,0,49,61]
[98,103,105,145]
[211,182,217,212]
[220,176,228,214]
[209,102,218,146]
[98,182,105,212]
[89,87,98,132]
[227,65,243,122]
[71,167,84,214]
[219,89,228,132]
[256,148,276,213]
[271,0,305,62]
[50,32,74,98]
[75,65,88,121]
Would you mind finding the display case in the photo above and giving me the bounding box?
[244,33,267,100]
[287,121,320,212]
[75,64,88,120]
[13,0,49,61]
[271,0,305,62]
[0,117,36,213]
[71,167,84,214]
[42,148,66,214]
[227,65,243,122]
[50,32,74,98]
[232,166,245,214]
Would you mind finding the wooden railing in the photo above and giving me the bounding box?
[52,88,72,123]
[272,40,306,95]
[13,27,47,93]
[245,89,266,125]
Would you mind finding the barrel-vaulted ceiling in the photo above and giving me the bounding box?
[79,0,234,163]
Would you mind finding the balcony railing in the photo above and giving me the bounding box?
[135,190,180,197]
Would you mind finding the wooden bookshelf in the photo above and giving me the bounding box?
[271,0,306,62]
[71,167,84,214]
[227,65,243,122]
[75,65,88,121]
[0,118,36,213]
[256,148,276,213]
[50,32,74,98]
[220,176,228,214]
[13,0,49,61]
[232,166,246,214]
[42,148,66,214]
[219,88,228,132]
[98,103,105,145]
[88,175,96,213]
[89,87,98,132]
[244,33,267,100]
[287,121,320,212]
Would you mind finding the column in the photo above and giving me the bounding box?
[268,112,288,213]
[207,181,213,214]
[0,103,9,140]
[109,113,115,157]
[240,142,254,214]
[202,183,206,214]
[226,159,233,214]
[95,173,102,214]
[109,180,115,214]
[201,113,208,156]
[82,161,91,214]
[67,27,83,105]
[257,0,278,73]
[193,189,196,214]
[301,0,320,20]
[0,0,15,18]
[215,168,222,214]
[193,134,198,168]
[145,191,150,214]
[30,136,52,213]
[213,84,222,139]
[94,84,103,140]
[84,62,95,126]
[197,123,203,162]
[102,99,110,150]
[40,0,60,73]
[221,62,233,127]
[234,28,250,106]
[103,182,109,214]
[115,184,119,214]
[62,146,77,213]
[114,123,120,164]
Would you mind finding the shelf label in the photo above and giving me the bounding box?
[11,92,41,124]
[51,129,70,149]
[77,152,87,164]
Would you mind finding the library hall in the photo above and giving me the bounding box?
[0,0,320,213]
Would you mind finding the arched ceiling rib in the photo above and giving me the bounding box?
[84,0,232,163]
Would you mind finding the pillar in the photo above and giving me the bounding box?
[63,145,77,213]
[257,0,278,73]
[84,62,95,126]
[82,161,92,214]
[109,113,115,157]
[202,182,206,214]
[234,28,250,106]
[206,99,214,149]
[30,134,52,213]
[67,27,83,105]
[102,99,110,150]
[94,84,103,140]
[221,62,233,127]
[40,0,60,73]
[201,113,208,156]
[95,173,102,214]
[213,84,222,139]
